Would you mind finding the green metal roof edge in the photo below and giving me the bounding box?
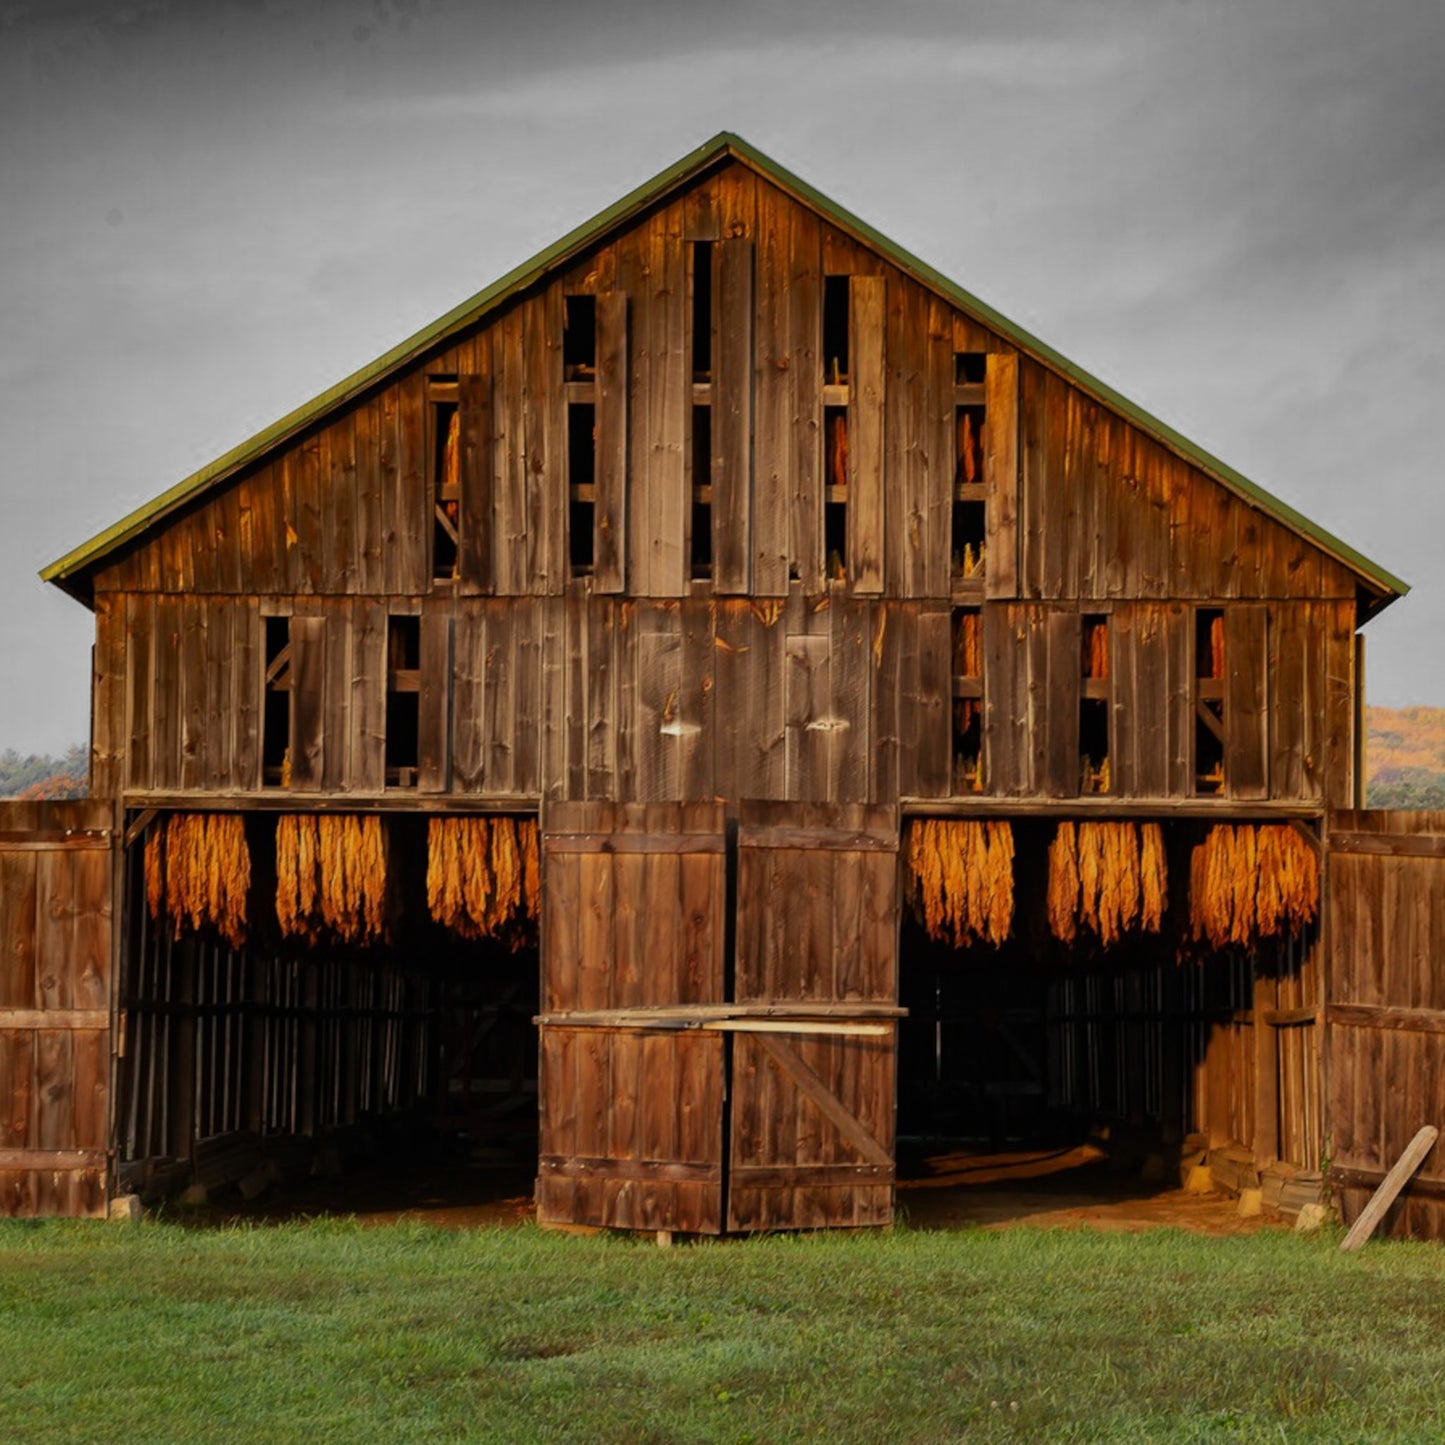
[43,129,1407,605]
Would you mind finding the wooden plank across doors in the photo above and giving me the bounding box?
[1325,809,1445,1241]
[730,800,901,1230]
[0,800,114,1217]
[536,801,727,1233]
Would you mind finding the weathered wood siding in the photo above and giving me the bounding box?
[1326,811,1445,1241]
[87,159,1366,810]
[95,593,1359,809]
[0,801,113,1218]
[537,802,727,1233]
[729,802,899,1230]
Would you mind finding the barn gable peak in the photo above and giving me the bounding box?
[41,131,1405,609]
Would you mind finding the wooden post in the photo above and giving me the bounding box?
[1252,963,1279,1168]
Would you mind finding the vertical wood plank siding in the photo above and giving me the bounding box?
[0,801,113,1218]
[593,291,629,594]
[88,160,1364,807]
[538,802,727,1233]
[713,238,754,595]
[1327,813,1445,1240]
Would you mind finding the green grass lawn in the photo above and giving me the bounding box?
[3,1218,1445,1443]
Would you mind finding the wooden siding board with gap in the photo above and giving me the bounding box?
[984,351,1020,598]
[713,238,754,594]
[788,203,824,594]
[752,190,791,597]
[649,210,689,596]
[458,371,495,594]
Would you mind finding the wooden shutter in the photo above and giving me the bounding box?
[1325,810,1445,1241]
[457,372,494,595]
[983,352,1020,599]
[536,802,727,1234]
[983,604,1078,798]
[848,276,885,595]
[729,801,901,1231]
[286,615,326,789]
[1109,602,1192,799]
[0,801,114,1217]
[1225,604,1270,799]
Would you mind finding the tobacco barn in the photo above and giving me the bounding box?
[4,133,1442,1237]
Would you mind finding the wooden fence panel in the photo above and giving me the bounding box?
[1327,810,1445,1240]
[0,801,113,1218]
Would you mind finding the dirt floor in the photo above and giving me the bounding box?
[185,1142,1280,1237]
[895,1144,1279,1236]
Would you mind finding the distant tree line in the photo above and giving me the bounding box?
[0,746,88,800]
[1369,767,1445,810]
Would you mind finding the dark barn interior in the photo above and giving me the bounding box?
[895,817,1324,1213]
[115,809,541,1213]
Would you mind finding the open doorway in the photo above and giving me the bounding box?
[895,816,1324,1225]
[116,810,540,1221]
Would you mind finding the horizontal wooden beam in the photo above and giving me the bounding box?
[123,792,540,815]
[738,826,897,852]
[900,798,1325,821]
[0,1010,109,1031]
[538,1003,906,1028]
[701,1019,892,1037]
[731,1163,893,1187]
[1331,1164,1445,1202]
[0,831,111,849]
[1262,1006,1318,1027]
[542,833,725,855]
[0,1149,105,1170]
[1328,831,1445,859]
[538,1156,720,1185]
[1326,1003,1445,1036]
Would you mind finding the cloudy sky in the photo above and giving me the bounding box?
[2,0,1442,754]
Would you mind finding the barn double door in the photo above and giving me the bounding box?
[536,801,900,1234]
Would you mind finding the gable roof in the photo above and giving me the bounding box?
[42,131,1407,611]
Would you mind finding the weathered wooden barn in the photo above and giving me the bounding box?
[5,133,1442,1236]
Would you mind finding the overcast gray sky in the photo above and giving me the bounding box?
[2,0,1441,754]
